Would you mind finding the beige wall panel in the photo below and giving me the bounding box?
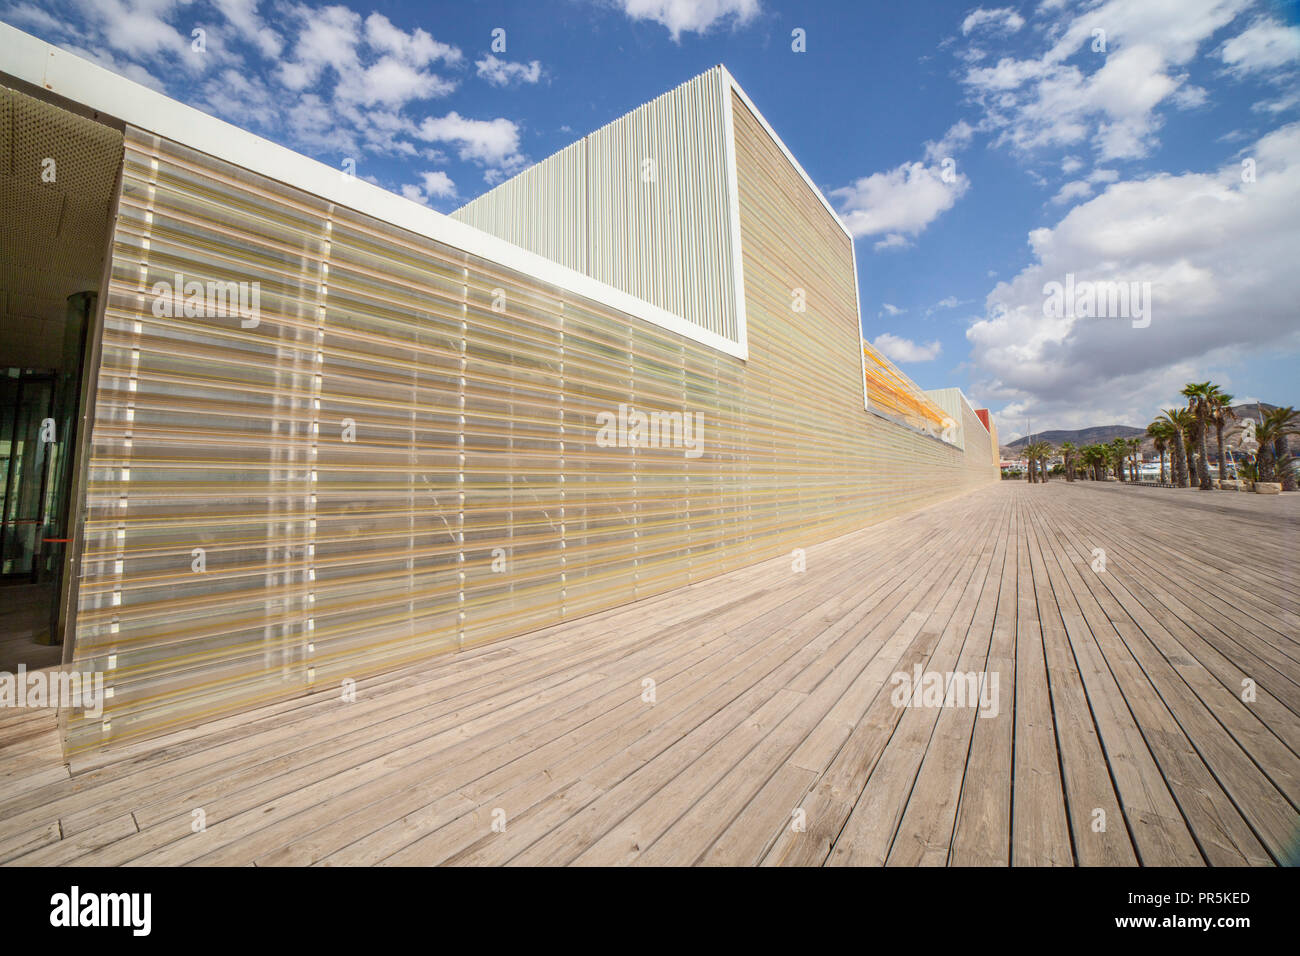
[64,110,994,757]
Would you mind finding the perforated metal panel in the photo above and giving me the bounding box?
[0,85,122,368]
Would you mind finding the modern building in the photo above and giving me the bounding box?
[0,24,997,760]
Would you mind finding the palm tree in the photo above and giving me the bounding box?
[1109,437,1129,481]
[1022,440,1049,483]
[1147,420,1172,484]
[1039,444,1052,482]
[1157,408,1191,488]
[1257,406,1299,489]
[1080,444,1097,480]
[1088,444,1108,481]
[1127,437,1142,481]
[1060,442,1077,482]
[1182,382,1214,490]
[1208,386,1236,484]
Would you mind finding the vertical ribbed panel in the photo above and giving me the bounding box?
[585,70,735,340]
[62,114,995,758]
[451,68,737,343]
[453,140,586,274]
[925,388,973,451]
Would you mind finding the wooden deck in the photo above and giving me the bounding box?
[1,481,1297,866]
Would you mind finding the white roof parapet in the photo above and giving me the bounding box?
[0,22,747,360]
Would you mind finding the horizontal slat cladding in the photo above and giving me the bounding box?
[63,113,993,757]
[452,68,737,343]
[729,91,996,526]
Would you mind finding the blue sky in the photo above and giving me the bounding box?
[4,0,1298,440]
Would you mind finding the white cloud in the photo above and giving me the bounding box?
[872,334,943,363]
[215,0,283,58]
[1048,167,1119,204]
[59,42,168,91]
[879,303,905,316]
[349,56,456,107]
[69,0,190,60]
[364,12,461,66]
[200,68,280,127]
[961,7,1025,36]
[1253,88,1300,114]
[615,0,761,41]
[1172,84,1209,109]
[401,170,457,205]
[961,0,1254,161]
[476,55,543,86]
[967,123,1300,430]
[925,295,971,316]
[418,112,527,179]
[276,4,362,90]
[275,8,459,108]
[873,234,912,252]
[1220,17,1300,76]
[1049,179,1094,205]
[2,2,65,33]
[923,120,975,163]
[832,161,969,242]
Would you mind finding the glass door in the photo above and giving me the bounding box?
[0,369,57,580]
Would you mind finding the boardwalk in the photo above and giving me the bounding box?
[1,481,1297,866]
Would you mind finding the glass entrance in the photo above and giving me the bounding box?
[0,369,57,580]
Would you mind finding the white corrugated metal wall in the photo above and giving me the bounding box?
[452,69,738,343]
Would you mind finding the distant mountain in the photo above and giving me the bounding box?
[1004,425,1144,451]
[1000,403,1281,457]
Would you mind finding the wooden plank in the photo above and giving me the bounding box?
[3,482,1296,867]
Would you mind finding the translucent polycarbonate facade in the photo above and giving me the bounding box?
[862,340,952,436]
[60,94,995,756]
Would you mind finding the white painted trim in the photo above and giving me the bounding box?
[719,65,854,244]
[0,23,746,360]
[717,67,751,362]
[851,242,870,413]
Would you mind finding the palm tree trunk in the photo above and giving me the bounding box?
[1215,423,1226,487]
[1197,417,1212,490]
[1276,436,1296,491]
[1173,433,1188,487]
[1258,445,1275,483]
